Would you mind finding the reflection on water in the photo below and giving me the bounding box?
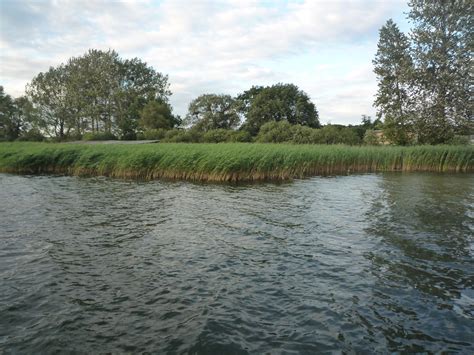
[0,173,472,353]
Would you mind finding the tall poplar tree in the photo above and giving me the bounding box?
[373,19,414,145]
[408,0,473,144]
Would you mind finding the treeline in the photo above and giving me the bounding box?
[1,64,367,144]
[1,0,472,145]
[373,0,472,145]
[0,49,174,141]
[0,61,388,145]
[139,116,381,145]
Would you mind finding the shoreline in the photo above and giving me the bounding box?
[1,142,472,182]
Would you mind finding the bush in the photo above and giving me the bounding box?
[162,129,203,143]
[202,129,233,143]
[82,132,118,141]
[162,129,181,141]
[290,125,317,144]
[339,128,361,145]
[120,131,137,141]
[320,125,361,145]
[143,128,168,140]
[256,121,294,143]
[16,129,46,142]
[363,130,380,145]
[447,135,470,145]
[228,130,253,142]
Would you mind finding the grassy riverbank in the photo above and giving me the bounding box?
[0,142,472,181]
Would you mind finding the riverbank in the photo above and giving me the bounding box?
[0,142,472,181]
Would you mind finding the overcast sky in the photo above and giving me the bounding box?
[0,0,411,125]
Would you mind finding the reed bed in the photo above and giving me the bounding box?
[0,142,472,182]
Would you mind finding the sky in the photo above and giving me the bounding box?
[0,0,411,125]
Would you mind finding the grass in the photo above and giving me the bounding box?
[0,142,472,182]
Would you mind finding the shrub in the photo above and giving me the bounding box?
[82,132,118,141]
[363,130,380,145]
[120,131,137,141]
[143,128,168,140]
[256,121,294,143]
[202,129,233,143]
[16,129,46,142]
[162,129,203,143]
[447,135,470,145]
[228,130,253,142]
[290,125,317,144]
[320,125,361,145]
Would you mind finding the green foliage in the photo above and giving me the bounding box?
[373,19,413,145]
[26,49,171,140]
[383,120,413,145]
[186,94,240,131]
[319,125,361,145]
[1,143,472,182]
[0,86,17,141]
[16,129,45,142]
[0,87,39,141]
[235,86,264,118]
[161,129,203,143]
[139,100,177,130]
[143,128,168,140]
[409,0,473,142]
[243,83,320,135]
[446,135,470,146]
[228,130,252,142]
[350,115,381,140]
[374,2,473,145]
[363,130,381,146]
[202,129,233,143]
[256,121,294,143]
[82,132,118,141]
[290,125,318,144]
[255,121,361,145]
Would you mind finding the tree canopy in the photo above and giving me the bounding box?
[25,49,172,140]
[186,94,240,131]
[241,83,320,135]
[373,19,413,145]
[374,1,473,144]
[139,100,179,130]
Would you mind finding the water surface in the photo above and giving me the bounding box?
[1,173,473,353]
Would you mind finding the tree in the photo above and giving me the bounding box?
[255,121,294,143]
[186,94,240,131]
[235,85,264,118]
[139,100,178,130]
[408,0,473,144]
[0,87,40,141]
[0,86,17,140]
[66,49,121,135]
[350,115,383,140]
[114,57,171,139]
[26,65,74,139]
[363,130,381,145]
[373,19,414,145]
[26,49,171,140]
[243,83,320,135]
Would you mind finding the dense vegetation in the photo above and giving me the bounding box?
[373,0,472,144]
[0,0,471,146]
[1,142,472,182]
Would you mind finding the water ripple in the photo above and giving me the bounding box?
[0,173,473,353]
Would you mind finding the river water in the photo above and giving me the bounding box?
[1,173,473,353]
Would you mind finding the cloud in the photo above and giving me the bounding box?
[0,0,407,124]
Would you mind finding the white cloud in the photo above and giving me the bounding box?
[0,0,408,124]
